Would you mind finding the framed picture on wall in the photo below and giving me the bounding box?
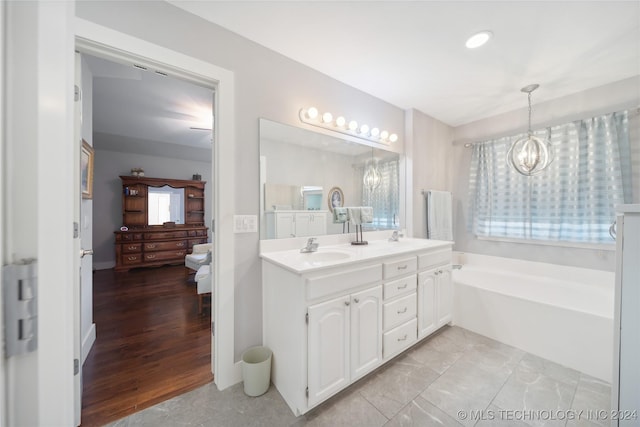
[327,186,344,212]
[81,139,94,199]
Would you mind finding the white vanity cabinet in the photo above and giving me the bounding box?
[261,239,452,415]
[307,285,382,406]
[265,210,327,239]
[417,249,453,339]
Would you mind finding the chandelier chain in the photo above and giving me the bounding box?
[527,92,533,136]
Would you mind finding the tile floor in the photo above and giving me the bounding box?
[106,326,611,427]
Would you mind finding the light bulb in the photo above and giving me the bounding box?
[370,127,380,137]
[335,116,346,127]
[465,31,493,49]
[322,112,333,124]
[348,120,358,131]
[360,124,370,135]
[389,133,398,143]
[380,130,389,140]
[307,107,318,120]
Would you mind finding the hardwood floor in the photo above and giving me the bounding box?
[81,265,213,426]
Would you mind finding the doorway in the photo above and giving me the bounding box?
[77,50,216,425]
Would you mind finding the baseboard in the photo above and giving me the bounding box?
[82,323,96,364]
[93,261,115,270]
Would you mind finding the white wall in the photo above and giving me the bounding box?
[451,77,640,272]
[75,0,405,359]
[92,147,213,269]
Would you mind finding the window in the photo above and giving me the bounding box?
[468,111,632,244]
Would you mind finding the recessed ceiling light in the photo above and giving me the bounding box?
[466,30,493,49]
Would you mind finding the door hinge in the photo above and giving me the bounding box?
[74,358,80,375]
[305,312,309,324]
[211,321,215,336]
[74,221,79,238]
[74,85,81,102]
[305,387,309,398]
[2,260,38,357]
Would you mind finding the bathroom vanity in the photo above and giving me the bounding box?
[261,237,452,415]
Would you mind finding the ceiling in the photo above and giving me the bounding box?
[86,54,215,150]
[170,0,640,127]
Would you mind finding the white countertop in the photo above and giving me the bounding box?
[260,237,452,274]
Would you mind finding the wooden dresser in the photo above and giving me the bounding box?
[114,176,208,272]
[114,226,207,272]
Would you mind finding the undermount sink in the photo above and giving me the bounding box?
[298,251,351,262]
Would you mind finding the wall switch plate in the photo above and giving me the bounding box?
[233,215,258,233]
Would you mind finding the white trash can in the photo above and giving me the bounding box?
[241,346,272,397]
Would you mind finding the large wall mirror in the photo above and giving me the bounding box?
[259,118,404,240]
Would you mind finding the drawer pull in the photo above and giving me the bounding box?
[127,256,137,261]
[397,307,408,314]
[397,265,408,270]
[128,246,137,250]
[397,283,408,290]
[344,301,350,306]
[354,298,360,303]
[176,242,185,247]
[148,244,156,248]
[147,254,156,259]
[397,334,408,342]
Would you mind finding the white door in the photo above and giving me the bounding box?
[350,286,382,381]
[417,270,437,339]
[275,212,296,238]
[308,212,327,237]
[294,212,312,237]
[307,295,350,407]
[436,266,453,327]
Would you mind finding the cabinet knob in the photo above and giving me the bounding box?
[344,301,350,306]
[435,271,439,276]
[353,298,360,303]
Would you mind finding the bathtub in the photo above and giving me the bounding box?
[452,253,614,382]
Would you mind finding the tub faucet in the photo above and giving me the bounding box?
[300,237,319,253]
[389,230,403,242]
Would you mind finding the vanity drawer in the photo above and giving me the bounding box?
[122,243,142,253]
[384,274,417,301]
[418,249,451,271]
[122,253,142,265]
[383,318,417,359]
[144,250,186,262]
[144,240,188,251]
[306,264,382,300]
[383,256,417,280]
[383,292,417,331]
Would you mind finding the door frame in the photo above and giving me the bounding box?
[74,17,240,390]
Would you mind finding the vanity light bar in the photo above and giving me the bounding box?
[299,107,399,144]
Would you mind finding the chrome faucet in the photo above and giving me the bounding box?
[389,230,403,242]
[300,237,319,253]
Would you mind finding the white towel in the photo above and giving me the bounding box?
[347,207,362,225]
[333,207,348,223]
[426,190,453,241]
[360,207,374,223]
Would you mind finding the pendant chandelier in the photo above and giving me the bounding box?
[363,149,381,192]
[507,84,553,176]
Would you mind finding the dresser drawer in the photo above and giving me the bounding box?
[144,240,188,251]
[145,231,188,240]
[384,274,417,301]
[122,253,143,265]
[144,250,186,262]
[383,318,417,359]
[383,292,417,331]
[383,256,417,280]
[122,243,142,253]
[418,249,451,271]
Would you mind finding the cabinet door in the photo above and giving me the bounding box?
[308,295,350,407]
[275,212,296,238]
[308,212,327,236]
[436,266,453,327]
[418,270,437,339]
[294,212,312,237]
[350,286,382,381]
